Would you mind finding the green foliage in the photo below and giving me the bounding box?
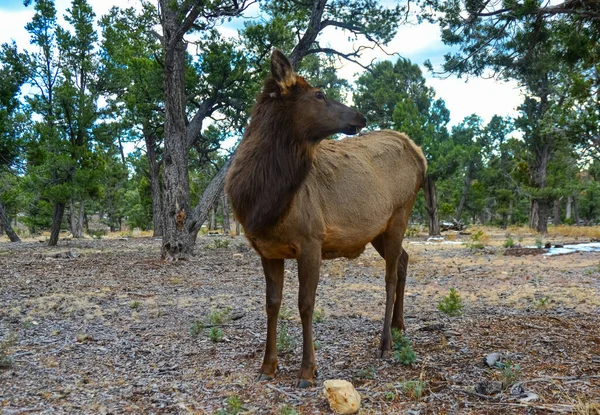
[497,361,522,389]
[209,327,224,343]
[190,320,204,338]
[215,395,244,415]
[0,333,17,369]
[279,305,293,321]
[277,321,296,353]
[207,307,231,325]
[402,380,427,400]
[466,231,485,250]
[533,296,551,309]
[129,301,141,310]
[405,226,420,238]
[438,288,463,316]
[208,239,231,249]
[503,236,515,248]
[535,238,543,249]
[313,307,325,323]
[392,328,417,365]
[280,405,300,415]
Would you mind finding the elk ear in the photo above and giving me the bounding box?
[271,49,296,94]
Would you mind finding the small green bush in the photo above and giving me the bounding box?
[535,238,543,249]
[438,288,463,316]
[215,395,244,415]
[0,333,17,369]
[313,307,325,323]
[402,380,427,400]
[498,361,521,389]
[209,239,231,249]
[392,328,417,365]
[280,405,300,415]
[503,237,515,248]
[209,327,224,343]
[277,322,296,353]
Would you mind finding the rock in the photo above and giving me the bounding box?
[485,352,501,367]
[323,379,361,414]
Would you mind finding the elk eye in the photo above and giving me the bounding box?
[315,91,325,100]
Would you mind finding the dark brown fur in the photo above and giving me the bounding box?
[226,78,316,235]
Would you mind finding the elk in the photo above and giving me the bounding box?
[225,50,427,388]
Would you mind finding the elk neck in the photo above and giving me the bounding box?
[227,86,318,235]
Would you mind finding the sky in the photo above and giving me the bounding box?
[0,0,525,130]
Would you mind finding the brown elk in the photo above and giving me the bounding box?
[225,50,427,388]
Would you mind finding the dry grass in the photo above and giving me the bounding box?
[575,400,600,415]
[548,225,600,239]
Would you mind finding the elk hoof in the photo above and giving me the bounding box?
[297,379,314,389]
[257,373,274,382]
[379,349,392,359]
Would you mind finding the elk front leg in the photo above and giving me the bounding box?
[296,244,321,388]
[258,257,284,381]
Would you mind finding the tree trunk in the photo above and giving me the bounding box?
[553,199,560,226]
[566,195,572,220]
[423,175,440,236]
[49,202,65,246]
[69,199,84,238]
[160,8,193,260]
[209,203,216,231]
[236,220,241,236]
[222,193,230,236]
[455,162,474,223]
[0,199,21,242]
[145,125,163,237]
[185,154,235,248]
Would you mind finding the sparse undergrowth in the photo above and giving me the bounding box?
[392,328,416,365]
[277,321,296,353]
[0,333,17,369]
[438,288,464,316]
[190,307,231,342]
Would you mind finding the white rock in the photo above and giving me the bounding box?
[323,379,361,414]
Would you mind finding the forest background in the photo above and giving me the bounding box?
[0,0,599,259]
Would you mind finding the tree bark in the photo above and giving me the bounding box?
[553,199,560,226]
[0,199,21,242]
[566,195,572,220]
[69,199,84,238]
[160,4,193,260]
[49,202,65,246]
[222,194,230,236]
[144,125,163,237]
[289,0,328,68]
[455,162,474,223]
[423,175,440,236]
[209,203,216,230]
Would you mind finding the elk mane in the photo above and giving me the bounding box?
[226,77,316,235]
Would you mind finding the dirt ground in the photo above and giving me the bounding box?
[1,228,600,414]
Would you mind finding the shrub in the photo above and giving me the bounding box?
[392,328,417,365]
[0,333,17,369]
[277,322,296,353]
[438,288,463,316]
